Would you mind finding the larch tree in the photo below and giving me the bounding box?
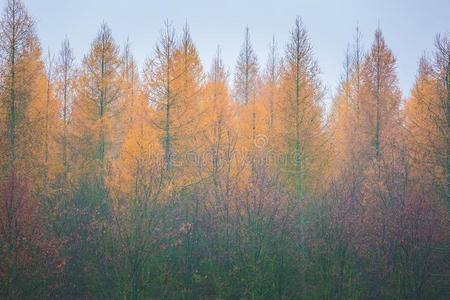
[234,26,261,150]
[144,22,205,186]
[172,24,205,181]
[118,40,146,141]
[277,17,325,199]
[234,26,259,106]
[261,36,281,131]
[71,23,122,181]
[360,29,401,161]
[144,21,178,176]
[54,38,76,185]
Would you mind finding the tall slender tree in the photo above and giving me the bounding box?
[262,36,281,131]
[360,29,401,161]
[144,21,178,175]
[234,27,259,106]
[71,23,122,180]
[234,26,261,153]
[172,24,205,180]
[55,38,76,184]
[144,22,205,185]
[277,17,325,198]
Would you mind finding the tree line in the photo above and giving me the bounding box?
[0,0,449,299]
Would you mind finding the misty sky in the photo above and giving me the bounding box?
[9,0,450,108]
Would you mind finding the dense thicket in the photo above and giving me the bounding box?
[0,1,449,299]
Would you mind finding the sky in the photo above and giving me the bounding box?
[6,0,450,108]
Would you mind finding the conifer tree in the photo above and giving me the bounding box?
[277,17,325,198]
[144,22,205,185]
[234,27,260,148]
[54,38,76,184]
[360,29,401,161]
[172,24,205,181]
[144,21,178,175]
[71,23,122,180]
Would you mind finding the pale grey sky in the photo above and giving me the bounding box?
[6,0,450,107]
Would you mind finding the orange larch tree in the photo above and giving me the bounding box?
[71,23,122,181]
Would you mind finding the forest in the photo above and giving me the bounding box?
[0,0,449,299]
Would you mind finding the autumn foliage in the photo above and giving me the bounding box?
[0,1,449,299]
